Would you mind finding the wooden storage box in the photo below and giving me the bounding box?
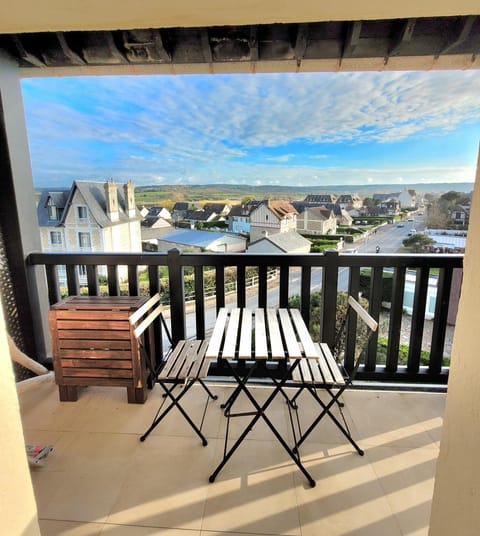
[49,295,150,403]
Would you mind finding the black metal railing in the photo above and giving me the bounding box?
[27,249,463,386]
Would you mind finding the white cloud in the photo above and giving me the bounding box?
[20,71,480,187]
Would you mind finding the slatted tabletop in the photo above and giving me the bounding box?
[205,307,320,361]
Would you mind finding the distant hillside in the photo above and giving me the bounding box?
[135,182,474,205]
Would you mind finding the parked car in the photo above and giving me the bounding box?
[408,229,417,236]
[343,248,359,254]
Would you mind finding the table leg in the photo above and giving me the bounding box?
[209,360,316,487]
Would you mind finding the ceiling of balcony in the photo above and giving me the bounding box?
[0,15,479,72]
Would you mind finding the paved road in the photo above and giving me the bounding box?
[178,213,427,338]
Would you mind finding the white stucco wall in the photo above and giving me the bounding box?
[428,147,480,536]
[0,300,41,535]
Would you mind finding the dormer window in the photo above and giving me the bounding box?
[47,198,58,221]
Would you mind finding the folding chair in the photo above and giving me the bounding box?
[136,299,218,446]
[290,295,378,455]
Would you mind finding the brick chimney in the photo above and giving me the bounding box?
[104,179,119,222]
[123,180,136,218]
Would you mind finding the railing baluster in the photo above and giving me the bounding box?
[215,266,225,311]
[45,265,60,304]
[408,267,429,373]
[66,264,79,295]
[345,266,360,371]
[194,265,205,339]
[128,265,138,295]
[321,250,339,348]
[279,265,290,308]
[167,248,185,343]
[258,265,267,307]
[86,265,99,296]
[237,265,246,307]
[365,266,383,371]
[300,265,312,328]
[387,266,407,373]
[148,265,159,296]
[430,266,453,374]
[107,265,119,295]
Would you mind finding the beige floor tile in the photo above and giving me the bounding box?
[101,525,201,535]
[202,439,301,536]
[366,445,438,536]
[32,469,127,523]
[342,391,439,449]
[30,430,139,474]
[403,392,446,445]
[293,443,402,536]
[38,519,104,536]
[19,381,88,432]
[107,435,216,530]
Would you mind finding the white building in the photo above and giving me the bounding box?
[37,179,142,284]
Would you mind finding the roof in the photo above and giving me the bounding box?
[37,180,141,228]
[250,231,311,253]
[172,202,189,211]
[36,189,70,226]
[266,200,298,219]
[159,229,244,248]
[305,206,334,220]
[203,203,230,213]
[304,194,335,203]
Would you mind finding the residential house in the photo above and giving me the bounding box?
[37,179,142,284]
[249,200,298,242]
[247,231,311,254]
[184,208,218,227]
[203,203,231,218]
[336,194,362,210]
[378,198,400,215]
[296,206,337,235]
[156,229,246,252]
[449,205,470,226]
[145,206,172,220]
[171,202,192,224]
[227,200,261,234]
[398,188,417,209]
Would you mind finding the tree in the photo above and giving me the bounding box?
[402,234,435,252]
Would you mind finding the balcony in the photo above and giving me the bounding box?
[21,376,445,535]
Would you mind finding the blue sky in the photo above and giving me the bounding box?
[21,70,480,188]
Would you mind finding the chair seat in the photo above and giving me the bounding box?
[159,339,211,381]
[292,342,346,385]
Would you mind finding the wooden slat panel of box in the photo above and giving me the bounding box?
[49,295,150,403]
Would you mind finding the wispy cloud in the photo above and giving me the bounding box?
[20,70,480,187]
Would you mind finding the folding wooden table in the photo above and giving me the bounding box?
[206,307,320,487]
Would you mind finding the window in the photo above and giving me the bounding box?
[47,198,58,220]
[78,232,91,248]
[50,231,62,246]
[77,206,88,220]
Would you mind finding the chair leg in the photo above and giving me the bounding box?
[293,386,364,456]
[140,379,210,446]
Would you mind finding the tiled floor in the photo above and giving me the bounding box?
[19,379,445,536]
